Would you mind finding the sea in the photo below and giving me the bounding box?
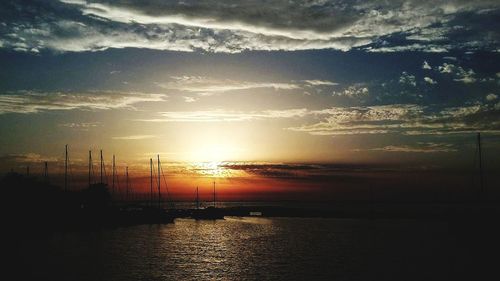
[10,208,500,280]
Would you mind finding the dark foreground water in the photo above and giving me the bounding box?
[11,217,500,280]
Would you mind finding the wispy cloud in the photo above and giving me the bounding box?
[0,153,58,164]
[59,122,102,131]
[137,108,309,122]
[287,103,500,135]
[155,76,337,97]
[183,97,198,103]
[156,76,302,96]
[303,80,339,86]
[0,91,166,114]
[135,101,499,135]
[354,142,458,153]
[112,135,157,140]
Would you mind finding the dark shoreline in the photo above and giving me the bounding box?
[6,202,500,235]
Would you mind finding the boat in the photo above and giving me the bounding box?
[81,151,174,226]
[191,182,224,220]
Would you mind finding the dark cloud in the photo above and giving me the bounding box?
[219,162,421,181]
[0,0,499,53]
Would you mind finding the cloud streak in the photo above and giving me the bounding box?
[156,76,304,96]
[0,91,166,114]
[135,101,500,136]
[112,135,157,140]
[355,142,458,153]
[58,122,102,131]
[287,103,500,135]
[137,108,309,122]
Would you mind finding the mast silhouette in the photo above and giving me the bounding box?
[64,144,68,192]
[196,186,200,209]
[43,162,48,183]
[150,158,153,207]
[112,154,115,196]
[126,166,129,202]
[477,132,484,198]
[213,181,216,208]
[157,155,161,209]
[100,150,103,184]
[88,150,92,188]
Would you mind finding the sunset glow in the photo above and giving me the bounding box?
[4,2,500,281]
[0,0,499,201]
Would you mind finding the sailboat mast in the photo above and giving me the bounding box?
[44,162,48,182]
[478,133,484,196]
[112,154,115,196]
[64,144,68,192]
[126,166,129,202]
[88,150,92,188]
[150,158,153,207]
[196,186,199,209]
[157,155,161,209]
[100,150,103,184]
[213,181,216,208]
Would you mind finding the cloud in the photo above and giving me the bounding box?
[219,162,322,179]
[356,142,457,153]
[183,97,198,103]
[424,77,437,84]
[217,162,424,180]
[0,91,166,114]
[137,108,309,122]
[303,80,339,86]
[422,61,432,70]
[0,153,58,164]
[399,72,417,87]
[0,0,498,53]
[156,161,397,180]
[365,44,449,53]
[155,76,339,99]
[137,101,499,135]
[486,93,498,101]
[156,76,302,96]
[58,122,102,131]
[437,63,476,83]
[287,103,500,135]
[332,85,369,99]
[112,135,157,140]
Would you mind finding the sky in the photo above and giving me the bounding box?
[0,0,499,201]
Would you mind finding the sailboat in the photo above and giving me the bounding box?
[116,155,174,225]
[83,150,111,210]
[191,181,224,220]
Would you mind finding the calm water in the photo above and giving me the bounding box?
[13,217,500,280]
